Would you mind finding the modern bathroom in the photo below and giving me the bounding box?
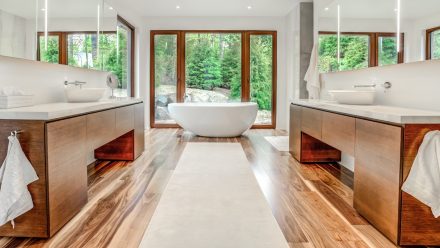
[0,0,440,247]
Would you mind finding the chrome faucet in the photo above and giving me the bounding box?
[64,80,87,88]
[354,82,392,89]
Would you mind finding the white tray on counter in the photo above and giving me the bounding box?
[0,95,34,109]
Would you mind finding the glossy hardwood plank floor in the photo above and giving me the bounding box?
[0,129,400,248]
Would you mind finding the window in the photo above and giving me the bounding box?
[318,32,404,73]
[36,16,135,97]
[150,30,277,128]
[427,26,440,60]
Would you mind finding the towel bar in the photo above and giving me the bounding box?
[10,130,23,136]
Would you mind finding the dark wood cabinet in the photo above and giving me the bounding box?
[0,102,145,238]
[289,103,440,246]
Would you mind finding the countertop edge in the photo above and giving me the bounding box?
[291,100,440,125]
[0,99,143,121]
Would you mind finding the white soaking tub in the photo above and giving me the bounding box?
[168,102,258,137]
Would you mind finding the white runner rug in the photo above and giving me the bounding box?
[139,143,289,248]
[264,136,289,152]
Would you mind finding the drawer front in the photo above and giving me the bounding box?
[289,105,302,160]
[301,107,322,140]
[115,105,135,137]
[322,112,355,156]
[354,119,402,244]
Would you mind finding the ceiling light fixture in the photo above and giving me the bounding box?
[247,6,252,10]
[176,5,181,9]
[324,7,329,11]
[109,6,114,10]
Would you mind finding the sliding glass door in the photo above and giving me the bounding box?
[151,32,180,126]
[248,33,276,126]
[150,31,277,128]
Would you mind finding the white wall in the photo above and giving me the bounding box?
[0,55,109,104]
[138,16,289,130]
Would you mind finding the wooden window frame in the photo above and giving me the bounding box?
[36,17,135,97]
[37,32,66,64]
[149,30,277,129]
[426,26,440,60]
[318,31,404,68]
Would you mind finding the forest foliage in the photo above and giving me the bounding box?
[154,33,273,110]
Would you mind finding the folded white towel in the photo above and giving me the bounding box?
[0,135,39,227]
[304,43,321,99]
[402,130,440,217]
[0,87,26,96]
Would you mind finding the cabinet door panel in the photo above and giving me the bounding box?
[354,119,402,244]
[322,112,355,156]
[115,105,135,137]
[86,109,116,164]
[301,107,322,140]
[134,103,145,159]
[289,105,302,161]
[47,116,88,236]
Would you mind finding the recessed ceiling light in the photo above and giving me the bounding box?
[41,8,46,11]
[109,6,114,10]
[247,6,252,10]
[176,5,181,9]
[324,7,329,11]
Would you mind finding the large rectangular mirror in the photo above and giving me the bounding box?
[0,0,134,96]
[316,0,440,73]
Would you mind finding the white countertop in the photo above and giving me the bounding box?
[291,99,440,124]
[0,98,143,120]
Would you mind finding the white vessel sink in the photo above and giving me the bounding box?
[329,90,375,105]
[65,87,105,103]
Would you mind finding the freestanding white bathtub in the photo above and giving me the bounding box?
[168,102,258,137]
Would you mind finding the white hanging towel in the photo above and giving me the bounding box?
[402,130,440,218]
[0,135,39,227]
[304,43,321,99]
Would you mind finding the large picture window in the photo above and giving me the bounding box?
[37,16,135,97]
[426,26,440,60]
[150,30,277,128]
[318,32,404,73]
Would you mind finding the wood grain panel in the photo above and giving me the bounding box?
[0,120,48,237]
[322,112,355,156]
[300,133,341,163]
[289,104,302,161]
[115,105,135,138]
[354,119,402,244]
[301,107,322,140]
[400,124,440,246]
[95,131,134,161]
[134,103,145,159]
[86,109,116,164]
[47,116,88,236]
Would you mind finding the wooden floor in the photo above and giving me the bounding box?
[0,129,400,248]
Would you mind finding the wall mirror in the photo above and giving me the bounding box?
[0,0,134,96]
[316,0,440,73]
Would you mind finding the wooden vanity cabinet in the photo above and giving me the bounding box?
[290,103,440,246]
[0,102,145,238]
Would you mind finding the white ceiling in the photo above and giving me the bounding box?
[113,0,299,17]
[319,0,440,20]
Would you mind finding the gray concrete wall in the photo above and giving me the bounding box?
[299,2,314,99]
